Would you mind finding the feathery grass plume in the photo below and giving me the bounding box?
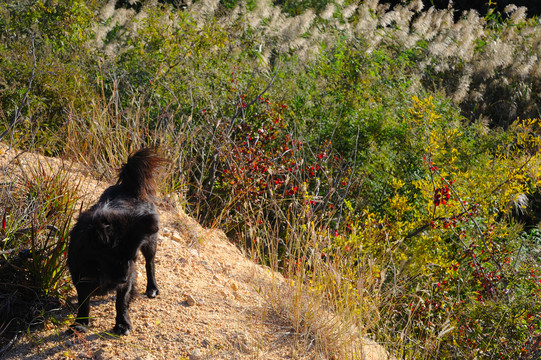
[513,193,529,216]
[246,0,280,28]
[532,55,541,79]
[379,5,418,47]
[507,5,527,24]
[246,0,268,26]
[354,0,383,51]
[533,29,541,58]
[189,0,220,22]
[217,1,242,28]
[412,7,437,40]
[450,15,483,62]
[341,3,358,19]
[453,65,473,103]
[99,0,117,20]
[290,38,312,61]
[427,39,456,73]
[423,7,455,41]
[407,0,423,13]
[505,4,518,15]
[378,7,401,28]
[477,38,514,79]
[426,10,459,42]
[129,7,149,36]
[94,7,136,55]
[361,0,380,13]
[320,3,336,20]
[279,10,316,43]
[515,55,537,80]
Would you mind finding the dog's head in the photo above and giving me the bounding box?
[91,203,158,245]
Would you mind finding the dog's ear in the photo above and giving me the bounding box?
[93,218,116,246]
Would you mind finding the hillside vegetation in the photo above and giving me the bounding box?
[3,0,541,358]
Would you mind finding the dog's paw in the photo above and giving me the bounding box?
[113,323,131,335]
[146,287,159,298]
[67,323,88,336]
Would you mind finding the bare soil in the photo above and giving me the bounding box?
[1,144,390,360]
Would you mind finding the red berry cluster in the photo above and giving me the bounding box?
[258,96,270,105]
[434,185,451,206]
[237,94,247,108]
[215,99,348,237]
[1,208,8,233]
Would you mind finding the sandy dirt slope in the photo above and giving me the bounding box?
[1,144,391,360]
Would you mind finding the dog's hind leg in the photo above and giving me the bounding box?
[113,281,134,335]
[69,281,95,333]
[140,235,159,298]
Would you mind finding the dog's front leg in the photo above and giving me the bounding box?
[113,282,133,335]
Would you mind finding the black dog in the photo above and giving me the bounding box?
[67,148,162,335]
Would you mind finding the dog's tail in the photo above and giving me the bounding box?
[117,148,163,200]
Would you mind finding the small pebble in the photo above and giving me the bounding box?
[189,349,203,360]
[186,294,198,306]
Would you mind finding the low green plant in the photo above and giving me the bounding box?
[0,157,80,344]
[2,159,79,295]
